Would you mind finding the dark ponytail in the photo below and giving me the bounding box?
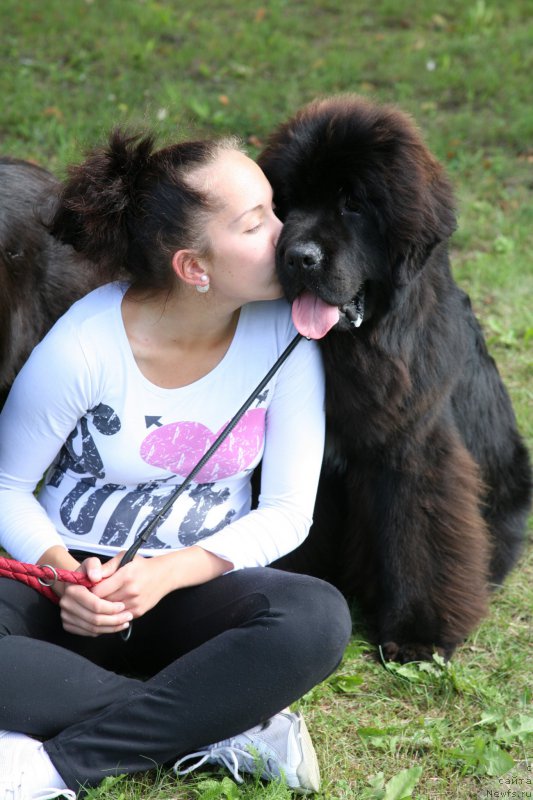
[49,129,243,290]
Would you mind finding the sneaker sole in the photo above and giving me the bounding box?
[292,712,321,795]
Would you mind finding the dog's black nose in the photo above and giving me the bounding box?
[285,242,322,271]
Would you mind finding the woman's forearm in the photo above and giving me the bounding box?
[37,545,80,571]
[153,546,233,594]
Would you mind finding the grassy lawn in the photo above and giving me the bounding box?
[1,1,531,798]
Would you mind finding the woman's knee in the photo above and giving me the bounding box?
[184,567,352,678]
[260,569,352,673]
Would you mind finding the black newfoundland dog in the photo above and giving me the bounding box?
[0,158,98,406]
[259,95,532,662]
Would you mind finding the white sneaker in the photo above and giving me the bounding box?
[174,709,321,795]
[0,730,76,800]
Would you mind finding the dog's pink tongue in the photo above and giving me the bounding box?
[292,292,340,339]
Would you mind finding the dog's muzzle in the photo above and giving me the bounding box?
[340,284,365,328]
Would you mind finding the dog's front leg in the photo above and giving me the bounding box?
[368,430,491,662]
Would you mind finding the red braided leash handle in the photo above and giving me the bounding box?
[0,556,94,604]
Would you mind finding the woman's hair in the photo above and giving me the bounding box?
[49,129,243,290]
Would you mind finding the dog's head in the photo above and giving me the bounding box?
[258,95,456,338]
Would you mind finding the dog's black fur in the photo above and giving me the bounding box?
[0,158,99,405]
[259,95,532,662]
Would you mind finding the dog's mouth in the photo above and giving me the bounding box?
[291,284,365,339]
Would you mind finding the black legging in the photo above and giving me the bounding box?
[0,563,351,794]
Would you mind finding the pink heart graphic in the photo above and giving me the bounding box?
[140,408,266,482]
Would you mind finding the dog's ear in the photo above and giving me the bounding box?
[393,240,440,287]
[391,152,457,287]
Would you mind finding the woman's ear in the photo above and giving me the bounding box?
[171,250,209,289]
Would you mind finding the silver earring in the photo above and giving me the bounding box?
[196,275,210,293]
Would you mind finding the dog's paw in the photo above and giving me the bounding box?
[380,640,451,663]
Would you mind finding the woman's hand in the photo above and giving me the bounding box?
[88,552,171,620]
[89,548,232,620]
[58,555,134,637]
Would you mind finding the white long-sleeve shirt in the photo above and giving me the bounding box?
[0,283,325,570]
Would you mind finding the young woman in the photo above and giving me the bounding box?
[0,131,351,798]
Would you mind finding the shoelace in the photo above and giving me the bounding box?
[175,742,257,783]
[0,782,75,800]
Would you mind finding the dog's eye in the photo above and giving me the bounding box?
[343,195,361,215]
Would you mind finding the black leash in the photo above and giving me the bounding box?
[119,331,303,640]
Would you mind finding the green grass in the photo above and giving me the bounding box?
[1,1,531,797]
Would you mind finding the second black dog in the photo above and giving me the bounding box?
[0,158,99,405]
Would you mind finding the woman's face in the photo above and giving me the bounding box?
[196,150,284,306]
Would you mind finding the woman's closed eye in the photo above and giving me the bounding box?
[244,222,263,234]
